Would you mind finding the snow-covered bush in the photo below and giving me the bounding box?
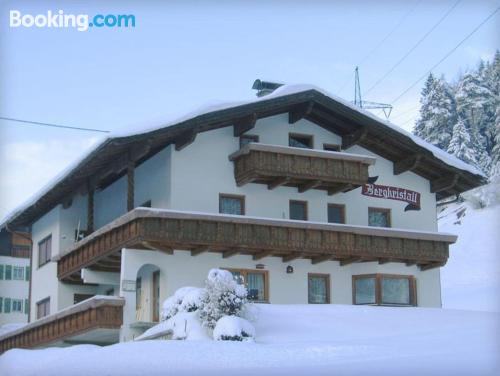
[161,287,206,321]
[199,269,248,329]
[213,315,255,342]
[137,311,210,341]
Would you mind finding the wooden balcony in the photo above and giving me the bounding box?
[0,296,124,354]
[56,208,455,282]
[229,143,376,194]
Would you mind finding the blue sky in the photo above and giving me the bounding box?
[0,0,499,219]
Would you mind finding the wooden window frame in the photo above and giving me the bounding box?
[289,200,308,221]
[323,143,341,152]
[36,297,50,319]
[368,207,392,228]
[352,274,417,306]
[224,268,269,303]
[308,273,331,304]
[327,203,346,224]
[289,133,314,149]
[239,134,259,149]
[219,194,246,215]
[38,235,52,268]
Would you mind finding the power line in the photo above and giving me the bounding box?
[363,0,462,97]
[391,105,421,120]
[357,0,423,68]
[335,0,421,95]
[0,116,110,133]
[392,5,500,104]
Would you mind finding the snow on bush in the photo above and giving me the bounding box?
[161,287,206,321]
[213,315,255,342]
[151,269,251,341]
[199,269,248,329]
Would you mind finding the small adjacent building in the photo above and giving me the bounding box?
[0,82,486,352]
[0,229,31,325]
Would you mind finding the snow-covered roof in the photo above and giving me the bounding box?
[0,83,487,228]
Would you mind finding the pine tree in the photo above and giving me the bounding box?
[447,118,478,167]
[455,70,494,143]
[490,106,500,177]
[414,74,455,150]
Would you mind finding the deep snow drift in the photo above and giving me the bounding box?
[0,304,498,376]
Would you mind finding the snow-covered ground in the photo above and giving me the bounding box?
[439,181,500,313]
[0,304,498,376]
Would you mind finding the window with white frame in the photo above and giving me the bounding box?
[13,266,24,280]
[12,299,23,313]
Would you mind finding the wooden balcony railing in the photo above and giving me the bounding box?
[56,209,455,282]
[0,296,124,354]
[229,143,376,194]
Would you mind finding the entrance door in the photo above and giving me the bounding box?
[152,271,160,322]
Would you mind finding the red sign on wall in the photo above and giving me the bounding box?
[362,184,421,211]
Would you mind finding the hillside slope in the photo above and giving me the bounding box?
[439,180,500,312]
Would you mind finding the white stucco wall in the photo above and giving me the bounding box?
[0,256,29,325]
[169,114,438,231]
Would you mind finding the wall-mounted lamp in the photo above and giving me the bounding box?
[286,265,294,274]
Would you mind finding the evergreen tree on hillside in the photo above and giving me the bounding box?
[455,70,494,150]
[490,106,500,177]
[414,73,455,150]
[447,118,478,167]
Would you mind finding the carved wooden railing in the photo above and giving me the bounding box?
[229,144,376,194]
[56,209,455,282]
[0,296,124,353]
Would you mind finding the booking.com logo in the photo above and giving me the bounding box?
[9,10,135,31]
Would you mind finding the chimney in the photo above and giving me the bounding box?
[252,79,284,97]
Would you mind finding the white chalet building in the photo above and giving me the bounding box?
[0,82,486,351]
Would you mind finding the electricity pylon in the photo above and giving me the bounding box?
[353,66,393,119]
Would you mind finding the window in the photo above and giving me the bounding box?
[4,298,11,313]
[0,265,3,280]
[226,269,269,302]
[328,204,345,224]
[353,274,416,306]
[289,133,313,149]
[36,297,50,319]
[308,274,330,304]
[5,265,12,280]
[239,134,259,148]
[219,194,245,215]
[368,208,391,228]
[0,297,3,313]
[12,299,23,313]
[38,235,52,267]
[74,294,94,304]
[290,200,308,221]
[25,266,30,281]
[323,143,341,152]
[106,288,115,296]
[24,299,29,314]
[13,266,24,280]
